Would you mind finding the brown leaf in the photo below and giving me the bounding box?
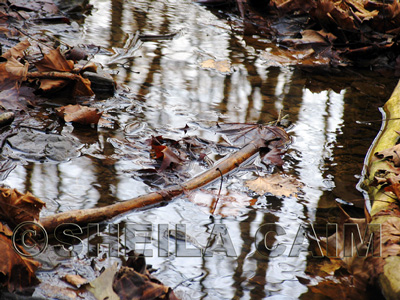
[2,39,31,60]
[0,233,40,292]
[73,75,94,97]
[374,144,400,167]
[149,136,183,172]
[0,188,45,229]
[55,104,102,125]
[0,57,29,90]
[245,173,303,197]
[35,47,74,72]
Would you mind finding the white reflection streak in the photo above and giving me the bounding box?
[265,87,344,298]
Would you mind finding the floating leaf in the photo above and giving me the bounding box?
[245,173,303,197]
[200,59,231,73]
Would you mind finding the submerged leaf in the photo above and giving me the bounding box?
[214,123,289,148]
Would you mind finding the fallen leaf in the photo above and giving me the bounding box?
[87,262,120,300]
[246,173,303,197]
[188,189,253,217]
[200,59,231,73]
[149,136,184,172]
[34,47,74,73]
[0,233,40,292]
[55,104,102,125]
[0,57,29,90]
[374,144,400,167]
[64,274,88,288]
[2,39,31,60]
[214,123,289,148]
[113,252,179,300]
[0,187,46,228]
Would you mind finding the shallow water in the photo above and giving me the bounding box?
[2,0,398,299]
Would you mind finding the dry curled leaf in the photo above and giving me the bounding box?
[246,173,303,197]
[55,104,102,125]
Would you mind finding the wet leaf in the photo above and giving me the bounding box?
[200,59,231,73]
[0,187,46,228]
[261,147,285,167]
[55,104,102,125]
[245,173,303,197]
[0,233,40,292]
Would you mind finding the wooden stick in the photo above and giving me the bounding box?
[40,135,277,233]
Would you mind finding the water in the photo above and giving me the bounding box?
[2,0,397,299]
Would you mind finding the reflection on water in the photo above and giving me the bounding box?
[2,0,397,299]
